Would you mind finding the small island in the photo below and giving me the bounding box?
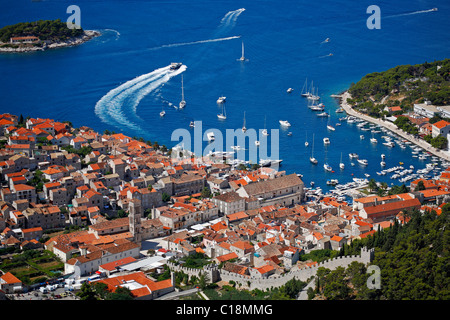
[0,19,100,53]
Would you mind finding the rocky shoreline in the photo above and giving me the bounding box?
[0,30,101,53]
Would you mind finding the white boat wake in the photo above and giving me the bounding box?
[147,36,241,51]
[216,8,246,36]
[386,8,438,19]
[95,64,187,132]
[220,8,246,27]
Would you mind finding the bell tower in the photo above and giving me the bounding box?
[128,198,143,247]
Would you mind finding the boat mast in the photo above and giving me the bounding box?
[181,75,184,101]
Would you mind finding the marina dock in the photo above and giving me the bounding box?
[337,91,450,162]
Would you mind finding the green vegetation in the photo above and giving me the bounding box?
[200,186,212,198]
[348,59,450,118]
[0,19,83,44]
[310,206,450,300]
[0,250,64,285]
[181,252,211,269]
[162,192,171,202]
[62,145,92,157]
[394,116,419,135]
[198,278,307,300]
[424,134,448,149]
[76,282,134,300]
[299,249,339,263]
[26,169,48,192]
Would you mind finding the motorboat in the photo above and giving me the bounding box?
[323,137,330,145]
[324,163,332,172]
[279,120,291,127]
[287,88,294,93]
[217,96,226,104]
[207,132,215,142]
[327,179,339,185]
[170,62,182,71]
[357,159,368,166]
[349,153,358,159]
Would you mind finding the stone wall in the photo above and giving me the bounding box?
[167,247,374,291]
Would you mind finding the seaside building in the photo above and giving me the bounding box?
[431,120,450,138]
[9,36,39,44]
[414,102,440,118]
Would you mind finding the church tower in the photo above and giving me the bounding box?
[128,198,143,247]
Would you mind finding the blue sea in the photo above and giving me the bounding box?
[1,0,449,191]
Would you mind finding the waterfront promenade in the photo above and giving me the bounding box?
[337,91,450,162]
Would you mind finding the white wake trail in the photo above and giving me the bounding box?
[220,8,245,27]
[147,36,241,51]
[386,8,437,19]
[95,65,187,132]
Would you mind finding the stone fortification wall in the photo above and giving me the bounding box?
[167,248,374,291]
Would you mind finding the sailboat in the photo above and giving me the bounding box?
[238,41,246,62]
[179,74,186,109]
[307,83,320,101]
[340,152,345,170]
[310,134,318,164]
[217,102,226,120]
[301,78,309,97]
[262,115,269,136]
[242,111,247,132]
[305,132,309,147]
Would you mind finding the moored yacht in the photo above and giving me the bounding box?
[357,159,368,166]
[279,120,291,127]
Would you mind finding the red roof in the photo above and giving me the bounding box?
[433,120,450,129]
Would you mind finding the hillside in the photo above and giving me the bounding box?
[309,205,450,300]
[347,59,450,118]
[0,19,84,43]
